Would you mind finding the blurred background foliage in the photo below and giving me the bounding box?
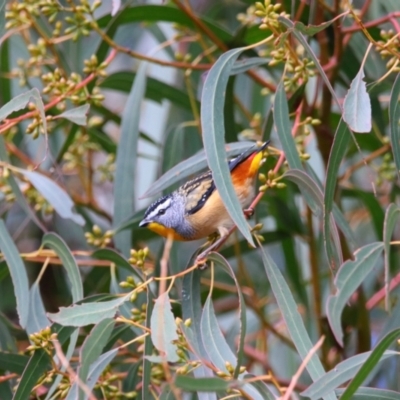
[0,0,400,399]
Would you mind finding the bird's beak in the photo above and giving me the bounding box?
[139,219,149,228]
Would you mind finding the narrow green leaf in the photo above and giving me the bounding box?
[273,81,302,170]
[284,169,342,263]
[383,204,400,311]
[200,295,263,399]
[19,170,85,226]
[56,104,90,126]
[207,253,246,379]
[201,296,237,371]
[0,112,46,233]
[343,68,371,133]
[48,293,131,327]
[258,245,335,400]
[113,62,147,256]
[201,48,254,245]
[230,57,269,75]
[293,19,336,35]
[26,281,50,334]
[327,242,384,346]
[142,142,254,198]
[324,119,351,270]
[174,376,230,392]
[85,348,119,394]
[389,73,400,179]
[0,88,43,122]
[0,0,5,38]
[42,232,83,302]
[44,327,79,400]
[0,220,29,328]
[340,329,400,400]
[93,248,142,279]
[96,5,232,62]
[142,289,154,400]
[12,350,51,400]
[336,387,400,399]
[150,292,179,363]
[0,352,29,374]
[181,258,216,400]
[69,318,115,400]
[100,72,196,112]
[279,16,340,109]
[243,374,279,400]
[302,350,398,399]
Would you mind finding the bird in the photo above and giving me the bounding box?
[139,141,269,242]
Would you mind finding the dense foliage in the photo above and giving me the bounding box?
[0,0,400,399]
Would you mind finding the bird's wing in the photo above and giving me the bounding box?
[180,170,216,215]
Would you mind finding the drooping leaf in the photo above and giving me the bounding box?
[0,220,29,329]
[207,253,246,379]
[85,348,119,395]
[0,352,29,374]
[326,242,384,346]
[48,293,131,327]
[26,281,50,334]
[174,376,230,392]
[200,295,263,399]
[100,71,196,112]
[283,169,343,264]
[230,57,269,75]
[142,288,154,400]
[336,387,400,399]
[339,329,400,400]
[0,131,47,232]
[68,318,115,400]
[150,292,179,363]
[324,119,351,270]
[201,48,255,245]
[279,16,340,109]
[259,245,335,400]
[343,68,372,133]
[12,350,51,400]
[42,233,83,302]
[293,19,336,36]
[56,104,90,126]
[383,204,400,311]
[389,73,400,179]
[0,0,5,38]
[301,350,398,399]
[19,170,85,226]
[113,62,147,256]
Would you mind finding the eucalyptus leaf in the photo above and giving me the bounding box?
[326,242,384,346]
[343,68,372,133]
[389,73,400,178]
[48,293,131,327]
[0,220,29,329]
[383,204,400,311]
[19,170,85,226]
[201,48,255,245]
[150,292,179,363]
[259,245,335,400]
[302,350,398,399]
[113,62,147,256]
[56,104,90,126]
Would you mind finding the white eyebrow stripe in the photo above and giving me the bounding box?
[146,198,171,220]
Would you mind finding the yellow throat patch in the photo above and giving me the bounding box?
[147,222,186,241]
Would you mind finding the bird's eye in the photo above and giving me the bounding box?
[158,209,166,215]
